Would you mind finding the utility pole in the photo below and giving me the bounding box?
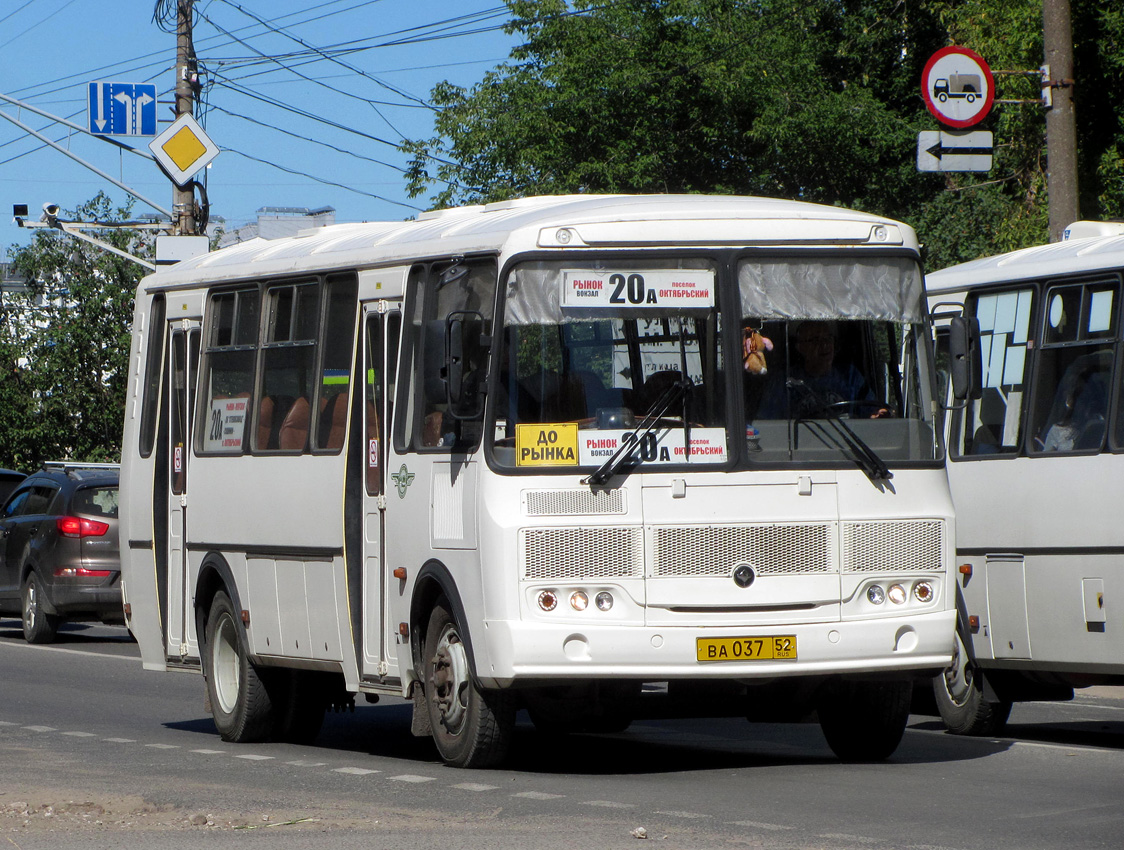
[174,0,198,236]
[1043,0,1079,242]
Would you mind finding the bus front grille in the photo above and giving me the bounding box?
[841,519,945,573]
[651,523,834,577]
[522,526,644,579]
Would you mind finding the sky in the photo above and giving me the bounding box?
[0,0,519,250]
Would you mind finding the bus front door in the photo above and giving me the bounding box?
[360,307,401,682]
[165,323,199,662]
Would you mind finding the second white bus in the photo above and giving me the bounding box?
[928,221,1124,734]
[120,194,961,766]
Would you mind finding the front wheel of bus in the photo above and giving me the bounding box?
[423,600,514,768]
[933,632,1011,736]
[204,591,274,743]
[817,679,911,762]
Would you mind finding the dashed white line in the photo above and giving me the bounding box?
[102,737,136,743]
[333,767,379,775]
[285,760,327,767]
[654,810,710,819]
[729,821,796,831]
[235,754,274,761]
[23,725,56,733]
[0,721,18,727]
[585,800,636,809]
[391,774,437,784]
[453,782,500,792]
[61,731,97,737]
[145,743,179,749]
[191,749,227,754]
[513,791,565,800]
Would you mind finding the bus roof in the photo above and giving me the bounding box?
[926,225,1124,295]
[142,194,916,291]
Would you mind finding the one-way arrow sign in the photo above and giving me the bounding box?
[917,130,993,172]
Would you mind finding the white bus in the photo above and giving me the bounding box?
[120,194,961,767]
[927,221,1124,734]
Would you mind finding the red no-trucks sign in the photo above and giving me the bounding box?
[921,46,994,128]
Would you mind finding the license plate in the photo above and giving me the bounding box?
[696,635,797,663]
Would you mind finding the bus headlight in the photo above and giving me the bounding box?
[537,590,558,612]
[866,585,886,605]
[887,584,908,605]
[570,591,589,611]
[595,591,614,611]
[913,581,935,603]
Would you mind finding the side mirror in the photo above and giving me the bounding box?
[426,311,489,419]
[948,315,981,402]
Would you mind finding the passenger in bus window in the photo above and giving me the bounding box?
[760,321,888,419]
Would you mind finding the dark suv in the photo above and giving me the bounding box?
[0,463,121,643]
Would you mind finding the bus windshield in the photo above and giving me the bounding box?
[490,255,940,473]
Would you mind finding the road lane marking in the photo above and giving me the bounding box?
[145,743,179,749]
[391,774,436,783]
[333,767,379,775]
[235,754,274,761]
[0,642,140,662]
[285,760,327,767]
[453,783,500,792]
[102,737,136,743]
[23,725,56,732]
[585,800,636,809]
[192,749,227,754]
[513,792,564,800]
[729,821,795,831]
[61,731,97,737]
[654,810,710,819]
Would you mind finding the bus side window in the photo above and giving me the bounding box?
[406,260,496,451]
[315,274,359,452]
[199,287,259,455]
[1030,281,1117,454]
[956,288,1034,457]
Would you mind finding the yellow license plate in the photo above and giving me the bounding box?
[696,635,797,663]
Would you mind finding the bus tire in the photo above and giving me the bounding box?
[22,571,60,644]
[933,632,1011,736]
[423,599,513,768]
[818,679,911,762]
[203,591,274,743]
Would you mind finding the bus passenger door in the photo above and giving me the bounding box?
[360,306,401,680]
[165,323,199,661]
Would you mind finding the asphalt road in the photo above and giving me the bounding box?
[1,619,1122,850]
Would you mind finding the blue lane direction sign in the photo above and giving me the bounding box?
[88,81,158,136]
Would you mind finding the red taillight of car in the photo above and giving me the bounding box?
[54,567,112,577]
[56,516,110,538]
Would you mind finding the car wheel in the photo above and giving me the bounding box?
[22,571,60,644]
[203,591,274,743]
[818,679,912,762]
[423,598,513,768]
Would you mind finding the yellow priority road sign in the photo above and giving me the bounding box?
[148,113,219,187]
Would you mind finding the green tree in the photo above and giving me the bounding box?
[1,193,150,470]
[404,0,1124,270]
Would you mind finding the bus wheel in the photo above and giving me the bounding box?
[933,632,1011,735]
[423,599,513,768]
[22,571,60,644]
[204,591,274,743]
[817,679,911,762]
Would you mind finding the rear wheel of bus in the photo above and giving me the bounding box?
[423,598,514,768]
[204,590,275,743]
[933,631,1011,736]
[817,679,912,762]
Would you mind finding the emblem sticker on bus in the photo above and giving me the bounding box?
[561,269,715,311]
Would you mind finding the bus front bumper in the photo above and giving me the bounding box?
[476,610,955,688]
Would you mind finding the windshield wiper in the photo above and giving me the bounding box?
[583,376,689,487]
[787,379,892,482]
